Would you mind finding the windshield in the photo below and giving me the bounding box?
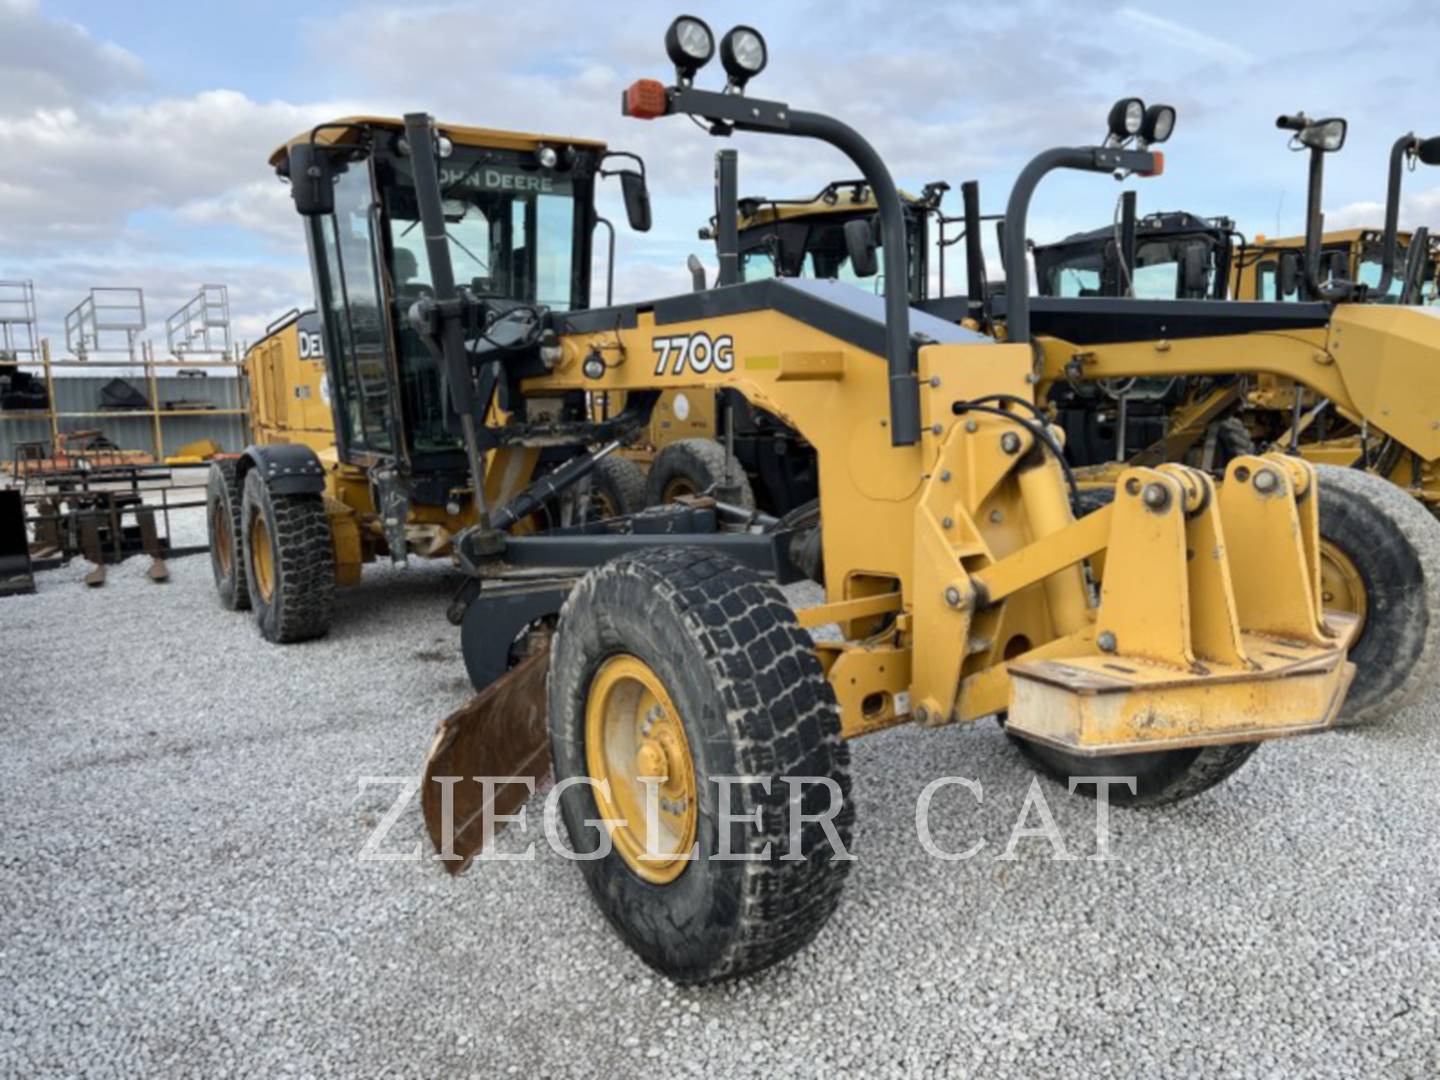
[380,150,583,452]
[1043,235,1217,299]
[736,211,924,300]
[1356,240,1410,300]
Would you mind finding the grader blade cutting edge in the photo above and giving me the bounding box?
[421,648,552,872]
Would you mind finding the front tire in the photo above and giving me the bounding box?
[207,460,249,611]
[548,547,852,983]
[1315,465,1440,725]
[240,471,335,644]
[1008,739,1258,807]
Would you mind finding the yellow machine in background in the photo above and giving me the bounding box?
[1236,227,1432,301]
[632,174,946,514]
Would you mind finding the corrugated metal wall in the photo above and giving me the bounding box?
[0,374,249,463]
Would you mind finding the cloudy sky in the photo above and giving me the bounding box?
[2,0,1437,352]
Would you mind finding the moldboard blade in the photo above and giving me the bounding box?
[421,646,552,873]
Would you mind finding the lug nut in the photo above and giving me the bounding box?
[944,586,963,608]
[1098,631,1117,653]
[1000,432,1022,454]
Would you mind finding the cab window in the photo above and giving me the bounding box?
[313,159,393,453]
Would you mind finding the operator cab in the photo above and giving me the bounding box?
[270,118,609,496]
[1247,229,1415,302]
[712,180,939,301]
[1033,211,1236,300]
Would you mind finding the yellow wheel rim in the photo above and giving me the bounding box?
[249,512,275,604]
[214,500,233,577]
[584,654,698,884]
[1319,538,1367,633]
[661,477,698,502]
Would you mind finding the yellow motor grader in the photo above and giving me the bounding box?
[270,17,1359,984]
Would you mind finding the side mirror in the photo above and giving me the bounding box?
[1278,252,1300,297]
[1181,246,1209,296]
[843,218,879,278]
[288,143,335,217]
[686,254,707,291]
[1418,137,1440,167]
[619,171,652,233]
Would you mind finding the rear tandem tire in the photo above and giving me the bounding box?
[207,460,249,611]
[240,471,335,644]
[645,438,756,510]
[548,547,853,984]
[584,455,648,521]
[1314,465,1440,725]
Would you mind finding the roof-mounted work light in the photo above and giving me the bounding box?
[665,15,715,84]
[1298,117,1347,153]
[1142,104,1176,144]
[719,25,767,89]
[1107,98,1145,142]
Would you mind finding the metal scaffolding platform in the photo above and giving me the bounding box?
[64,287,147,361]
[0,280,40,365]
[166,284,232,357]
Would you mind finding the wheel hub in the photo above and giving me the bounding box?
[1319,538,1367,634]
[249,513,275,604]
[584,654,697,884]
[661,477,697,502]
[214,498,233,576]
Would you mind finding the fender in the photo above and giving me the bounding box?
[236,443,327,496]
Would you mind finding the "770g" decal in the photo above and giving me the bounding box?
[652,332,736,376]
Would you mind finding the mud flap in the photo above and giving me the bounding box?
[421,647,553,873]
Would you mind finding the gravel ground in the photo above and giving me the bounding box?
[3,505,1439,1077]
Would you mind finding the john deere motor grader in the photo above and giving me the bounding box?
[205,122,652,641]
[277,17,1357,984]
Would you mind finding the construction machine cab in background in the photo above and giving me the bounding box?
[1033,211,1237,301]
[707,178,940,297]
[622,170,946,511]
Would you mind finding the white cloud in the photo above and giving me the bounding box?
[0,90,364,255]
[0,0,145,113]
[1324,186,1440,232]
[1117,7,1257,66]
